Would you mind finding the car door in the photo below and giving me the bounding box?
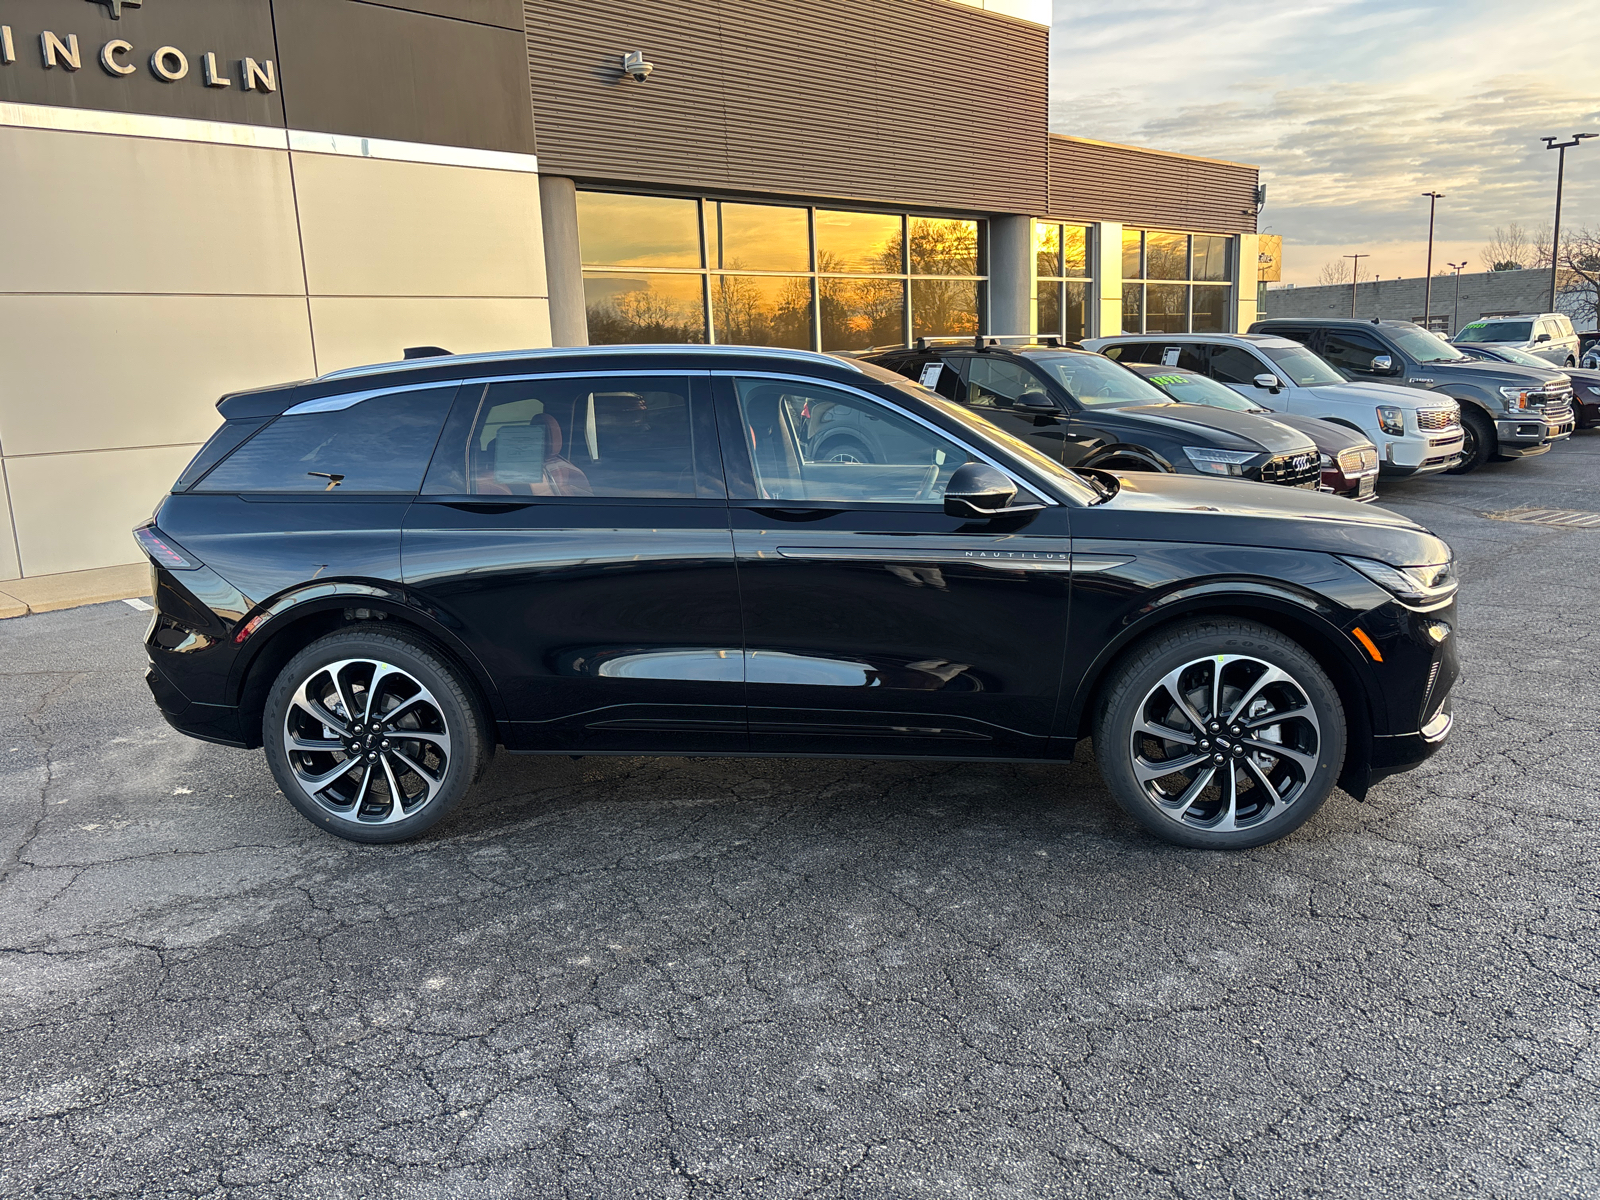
[401,369,746,754]
[1209,345,1299,416]
[939,354,1077,462]
[1318,328,1399,382]
[716,370,1072,759]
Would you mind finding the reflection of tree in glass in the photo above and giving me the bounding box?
[713,271,812,348]
[908,219,977,276]
[586,283,705,344]
[1145,234,1187,280]
[819,249,904,349]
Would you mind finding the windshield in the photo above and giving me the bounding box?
[1140,371,1265,411]
[1258,344,1347,387]
[1456,319,1533,344]
[1386,323,1469,363]
[1469,343,1556,370]
[850,360,1101,504]
[1029,353,1172,407]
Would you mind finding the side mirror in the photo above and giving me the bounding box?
[1252,372,1283,393]
[1534,332,1551,344]
[942,462,1045,520]
[1370,354,1398,375]
[1013,393,1057,412]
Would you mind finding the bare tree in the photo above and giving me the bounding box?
[1557,226,1600,328]
[1481,223,1536,271]
[1317,258,1373,286]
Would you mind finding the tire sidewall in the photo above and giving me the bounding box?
[262,631,483,843]
[1446,408,1493,474]
[1095,622,1347,850]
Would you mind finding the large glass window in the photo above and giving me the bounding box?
[1035,223,1093,341]
[1121,230,1235,334]
[579,193,986,351]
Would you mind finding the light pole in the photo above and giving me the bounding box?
[1343,253,1370,317]
[1542,133,1597,313]
[1421,192,1444,330]
[1447,261,1468,335]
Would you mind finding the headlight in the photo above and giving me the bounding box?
[1182,446,1256,476]
[1499,386,1533,410]
[1375,405,1405,435]
[1339,555,1458,603]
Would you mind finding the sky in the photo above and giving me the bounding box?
[1049,0,1600,285]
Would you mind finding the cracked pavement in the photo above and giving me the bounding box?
[3,433,1599,1198]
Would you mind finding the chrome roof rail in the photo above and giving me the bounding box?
[316,343,864,383]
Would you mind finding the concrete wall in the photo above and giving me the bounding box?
[0,108,549,581]
[1263,269,1556,334]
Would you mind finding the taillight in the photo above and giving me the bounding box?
[133,522,199,570]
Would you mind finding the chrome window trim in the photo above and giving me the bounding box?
[715,370,1062,507]
[316,345,864,385]
[282,370,709,415]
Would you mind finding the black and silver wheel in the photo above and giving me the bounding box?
[1094,620,1346,849]
[263,630,491,843]
[1446,409,1493,474]
[822,437,875,464]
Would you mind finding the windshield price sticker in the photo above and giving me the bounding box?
[918,362,945,389]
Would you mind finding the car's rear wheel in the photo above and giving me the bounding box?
[263,630,491,843]
[1446,408,1494,474]
[1093,619,1346,849]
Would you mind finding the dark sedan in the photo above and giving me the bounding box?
[1122,362,1381,501]
[1452,341,1600,429]
[867,338,1324,489]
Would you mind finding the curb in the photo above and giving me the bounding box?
[0,563,151,619]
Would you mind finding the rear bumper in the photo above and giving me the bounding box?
[146,661,248,748]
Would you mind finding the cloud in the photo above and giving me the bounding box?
[1050,0,1600,281]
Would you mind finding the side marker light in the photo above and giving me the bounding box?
[1352,627,1383,662]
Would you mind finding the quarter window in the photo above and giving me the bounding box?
[422,376,714,499]
[732,379,973,504]
[195,387,456,494]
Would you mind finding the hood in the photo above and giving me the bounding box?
[1425,359,1562,386]
[1083,470,1450,566]
[1307,379,1445,405]
[1106,404,1317,454]
[1259,412,1372,453]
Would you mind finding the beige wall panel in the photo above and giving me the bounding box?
[309,296,552,373]
[293,154,548,299]
[0,476,21,582]
[8,444,198,577]
[0,295,316,458]
[0,128,304,296]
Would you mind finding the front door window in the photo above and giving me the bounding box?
[1320,331,1391,376]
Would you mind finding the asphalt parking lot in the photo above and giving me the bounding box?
[3,433,1598,1199]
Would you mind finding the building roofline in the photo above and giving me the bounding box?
[1048,133,1258,172]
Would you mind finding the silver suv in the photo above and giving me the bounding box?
[1455,313,1581,367]
[1082,333,1464,479]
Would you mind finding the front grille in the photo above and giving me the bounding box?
[1336,446,1379,474]
[1417,406,1460,432]
[1259,452,1321,488]
[1543,395,1573,419]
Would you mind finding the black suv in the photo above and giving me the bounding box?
[865,338,1323,489]
[1250,318,1575,472]
[139,345,1459,850]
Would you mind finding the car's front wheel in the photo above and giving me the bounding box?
[1446,408,1494,474]
[1094,619,1347,849]
[263,630,492,843]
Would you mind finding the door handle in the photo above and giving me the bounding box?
[427,496,540,513]
[749,507,843,522]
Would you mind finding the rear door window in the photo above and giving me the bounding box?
[1320,330,1390,374]
[422,374,723,499]
[194,386,457,493]
[1207,345,1269,384]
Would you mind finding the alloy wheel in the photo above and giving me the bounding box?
[282,657,452,827]
[1127,653,1322,833]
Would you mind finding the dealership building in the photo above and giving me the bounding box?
[0,0,1261,587]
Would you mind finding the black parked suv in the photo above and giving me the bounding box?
[139,344,1459,850]
[1250,318,1575,472]
[865,337,1324,488]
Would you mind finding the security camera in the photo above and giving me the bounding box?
[621,51,653,82]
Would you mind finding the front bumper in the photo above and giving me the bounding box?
[1378,430,1463,477]
[1497,410,1572,451]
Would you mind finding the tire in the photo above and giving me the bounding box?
[1446,408,1494,474]
[1093,618,1347,850]
[821,437,875,464]
[263,629,492,843]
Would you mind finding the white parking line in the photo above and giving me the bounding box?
[123,598,154,612]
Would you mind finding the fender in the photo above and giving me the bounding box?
[1058,576,1386,744]
[225,577,506,721]
[1079,443,1176,472]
